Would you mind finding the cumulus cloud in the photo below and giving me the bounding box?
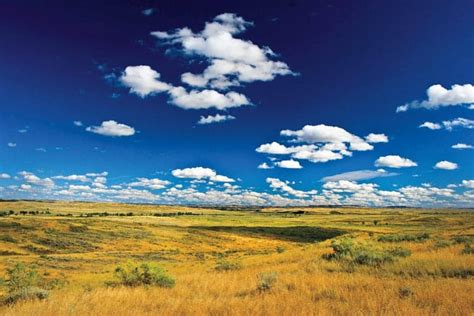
[197,114,235,125]
[256,124,385,165]
[172,167,234,182]
[18,171,54,188]
[0,173,11,179]
[7,143,16,147]
[434,161,458,170]
[442,117,474,131]
[53,174,90,182]
[462,180,474,189]
[322,169,397,182]
[119,13,293,113]
[142,8,154,16]
[452,143,473,149]
[281,124,374,151]
[151,13,295,89]
[128,178,171,190]
[120,65,172,98]
[397,84,474,112]
[375,155,417,168]
[419,122,442,130]
[365,133,388,143]
[266,177,316,198]
[86,120,135,137]
[73,121,83,127]
[275,159,302,169]
[257,162,273,169]
[419,118,474,131]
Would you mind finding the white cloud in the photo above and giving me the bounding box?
[0,173,11,179]
[365,133,388,143]
[197,114,235,125]
[86,120,135,137]
[18,171,54,188]
[398,84,474,112]
[128,178,171,190]
[462,180,474,189]
[255,142,316,155]
[442,117,474,131]
[281,124,373,151]
[120,65,172,98]
[73,121,83,127]
[7,143,16,147]
[35,148,47,152]
[142,8,154,16]
[322,169,397,182]
[375,155,417,168]
[53,174,90,182]
[172,167,234,182]
[434,161,458,170]
[257,162,273,169]
[275,159,303,169]
[256,124,386,166]
[418,118,474,131]
[452,143,473,149]
[151,13,295,90]
[419,122,441,130]
[120,13,293,113]
[266,177,316,198]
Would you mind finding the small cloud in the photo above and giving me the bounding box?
[7,143,16,148]
[73,121,83,127]
[18,128,28,133]
[257,162,273,169]
[375,155,417,168]
[35,148,47,152]
[419,122,441,130]
[86,120,135,137]
[434,161,458,170]
[0,173,11,179]
[452,143,473,149]
[365,133,388,143]
[197,114,236,125]
[275,159,303,169]
[142,8,155,16]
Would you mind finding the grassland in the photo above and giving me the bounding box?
[0,200,473,315]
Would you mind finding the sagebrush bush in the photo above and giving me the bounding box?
[461,244,473,255]
[323,238,411,266]
[215,260,242,271]
[111,261,175,288]
[378,233,430,243]
[257,272,277,292]
[2,263,49,305]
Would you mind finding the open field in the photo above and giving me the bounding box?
[0,201,473,315]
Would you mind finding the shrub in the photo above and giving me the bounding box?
[323,238,410,266]
[433,239,452,249]
[276,246,286,253]
[215,260,242,272]
[398,286,413,298]
[111,261,175,288]
[452,236,473,244]
[3,287,49,305]
[461,244,474,255]
[257,272,277,292]
[2,263,49,305]
[388,247,412,257]
[378,233,430,243]
[6,263,40,293]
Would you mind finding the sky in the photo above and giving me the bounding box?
[1,0,473,207]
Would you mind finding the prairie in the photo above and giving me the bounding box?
[0,200,472,315]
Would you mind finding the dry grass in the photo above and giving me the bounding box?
[0,201,473,315]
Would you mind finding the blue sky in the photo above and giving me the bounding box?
[1,0,473,206]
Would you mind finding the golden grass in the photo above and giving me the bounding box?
[0,201,473,315]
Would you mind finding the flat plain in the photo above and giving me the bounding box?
[0,200,472,315]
